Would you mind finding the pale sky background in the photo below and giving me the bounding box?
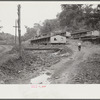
[0,1,99,36]
[0,1,63,36]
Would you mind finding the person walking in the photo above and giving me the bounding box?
[78,42,81,51]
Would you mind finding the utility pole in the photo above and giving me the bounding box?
[17,4,22,58]
[13,20,18,45]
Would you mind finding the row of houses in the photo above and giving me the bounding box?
[30,30,100,45]
[30,31,71,45]
[31,35,67,45]
[71,30,100,39]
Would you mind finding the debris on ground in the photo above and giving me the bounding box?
[70,52,100,84]
[0,44,72,84]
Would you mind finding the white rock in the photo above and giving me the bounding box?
[30,74,51,84]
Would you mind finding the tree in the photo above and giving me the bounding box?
[40,19,60,36]
[84,4,100,30]
[58,4,84,30]
[57,4,100,31]
[22,26,37,41]
[23,4,100,41]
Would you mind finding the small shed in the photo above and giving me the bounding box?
[50,35,66,44]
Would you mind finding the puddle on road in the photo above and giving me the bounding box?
[30,70,52,84]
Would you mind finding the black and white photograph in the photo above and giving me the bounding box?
[0,1,100,99]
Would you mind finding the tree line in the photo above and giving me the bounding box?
[0,32,15,45]
[22,4,100,41]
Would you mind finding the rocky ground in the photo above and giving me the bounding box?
[1,39,100,84]
[0,44,71,84]
[49,40,100,84]
[67,44,100,84]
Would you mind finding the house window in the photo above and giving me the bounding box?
[54,38,57,41]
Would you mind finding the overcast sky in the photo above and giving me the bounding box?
[0,1,99,36]
[0,2,63,35]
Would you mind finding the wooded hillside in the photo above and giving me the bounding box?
[0,32,14,45]
[22,4,100,41]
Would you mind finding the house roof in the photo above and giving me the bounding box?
[30,34,66,41]
[52,30,67,35]
[31,35,50,41]
[72,30,92,35]
[51,34,66,37]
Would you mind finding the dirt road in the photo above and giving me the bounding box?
[48,39,100,84]
[29,39,91,84]
[20,39,100,84]
[1,40,99,84]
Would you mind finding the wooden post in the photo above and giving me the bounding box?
[13,20,18,45]
[18,4,22,58]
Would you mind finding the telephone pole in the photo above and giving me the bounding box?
[13,20,18,45]
[17,4,22,58]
